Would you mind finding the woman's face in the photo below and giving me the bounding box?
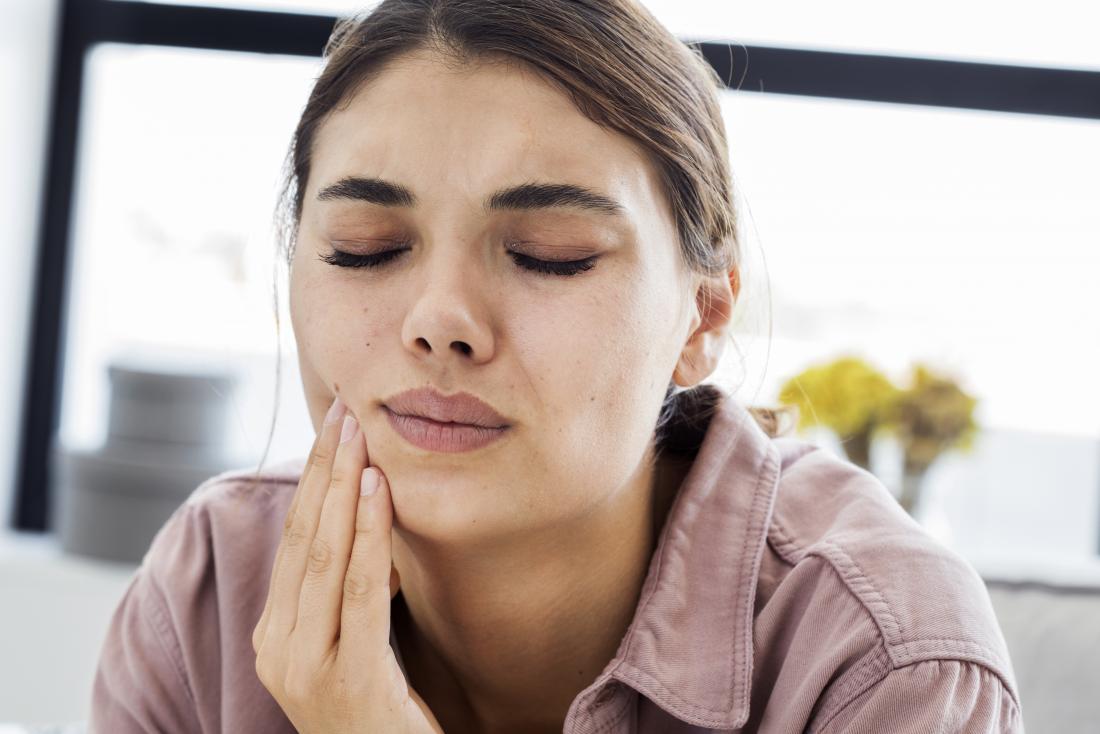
[290,49,702,543]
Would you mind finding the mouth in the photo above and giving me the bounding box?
[382,406,489,428]
[382,386,510,429]
[382,405,510,453]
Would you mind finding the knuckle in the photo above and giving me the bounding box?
[283,665,316,702]
[306,536,334,574]
[283,519,308,549]
[343,570,379,602]
[254,656,277,692]
[308,444,334,472]
[329,464,353,489]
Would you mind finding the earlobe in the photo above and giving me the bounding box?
[672,352,701,388]
[673,267,738,388]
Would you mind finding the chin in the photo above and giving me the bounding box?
[390,471,554,545]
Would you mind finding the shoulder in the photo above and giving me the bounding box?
[140,456,305,598]
[182,455,305,514]
[758,437,1021,714]
[91,458,307,732]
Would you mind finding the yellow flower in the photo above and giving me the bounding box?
[777,355,899,438]
[883,364,979,473]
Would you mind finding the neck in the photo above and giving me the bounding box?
[390,449,691,734]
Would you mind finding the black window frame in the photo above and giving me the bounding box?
[12,0,1100,533]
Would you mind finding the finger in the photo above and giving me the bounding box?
[253,418,328,654]
[254,403,337,654]
[255,398,347,654]
[293,412,370,660]
[337,466,394,665]
[264,397,349,643]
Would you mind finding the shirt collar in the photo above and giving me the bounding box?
[605,385,782,729]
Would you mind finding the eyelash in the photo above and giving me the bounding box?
[319,244,599,277]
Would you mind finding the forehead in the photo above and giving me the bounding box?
[306,49,674,232]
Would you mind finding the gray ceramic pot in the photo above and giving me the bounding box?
[49,360,245,564]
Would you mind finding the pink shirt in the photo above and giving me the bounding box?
[89,389,1024,732]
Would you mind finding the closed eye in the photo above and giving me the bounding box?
[319,246,599,277]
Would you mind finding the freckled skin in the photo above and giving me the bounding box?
[287,47,735,734]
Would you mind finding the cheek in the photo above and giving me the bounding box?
[548,280,668,399]
[290,271,386,402]
[529,281,667,476]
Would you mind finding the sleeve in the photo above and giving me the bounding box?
[88,505,207,734]
[816,659,1024,734]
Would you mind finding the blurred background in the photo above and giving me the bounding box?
[1,0,1098,732]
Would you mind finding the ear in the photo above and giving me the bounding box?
[672,267,740,387]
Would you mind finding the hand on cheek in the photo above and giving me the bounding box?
[251,397,440,734]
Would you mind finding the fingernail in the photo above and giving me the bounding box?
[340,414,358,443]
[361,467,380,497]
[324,396,346,426]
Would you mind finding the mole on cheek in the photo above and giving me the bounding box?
[334,382,341,393]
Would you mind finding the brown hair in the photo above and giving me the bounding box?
[262,0,796,471]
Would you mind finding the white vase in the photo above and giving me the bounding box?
[898,470,926,515]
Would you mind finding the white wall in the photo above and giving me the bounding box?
[0,0,62,530]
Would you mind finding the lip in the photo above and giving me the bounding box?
[382,387,511,453]
[383,409,509,453]
[384,387,510,427]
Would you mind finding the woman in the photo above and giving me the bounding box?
[90,1,1023,732]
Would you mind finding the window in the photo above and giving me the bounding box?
[117,0,1100,70]
[17,1,1100,577]
[715,89,1100,565]
[59,43,320,462]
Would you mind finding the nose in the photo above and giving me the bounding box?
[400,256,495,366]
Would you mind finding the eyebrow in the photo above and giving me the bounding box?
[315,176,626,217]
